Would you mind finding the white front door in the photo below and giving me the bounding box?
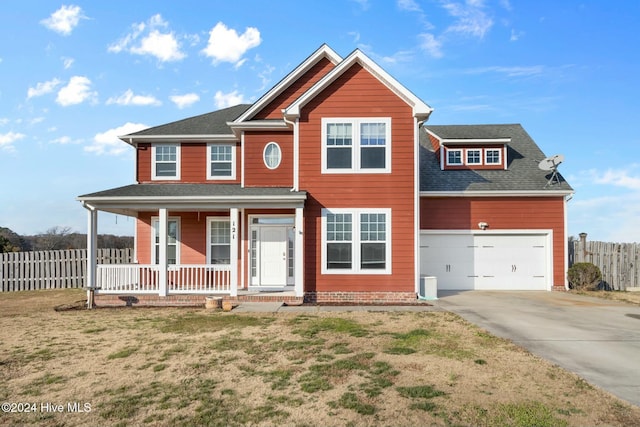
[259,226,288,286]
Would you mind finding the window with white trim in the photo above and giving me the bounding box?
[322,118,391,173]
[322,208,391,274]
[446,149,462,166]
[152,218,180,264]
[207,144,235,179]
[485,149,501,165]
[152,144,180,180]
[263,142,282,169]
[207,218,230,264]
[466,149,482,165]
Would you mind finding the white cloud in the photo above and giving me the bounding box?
[27,78,62,99]
[0,131,26,152]
[0,118,9,126]
[169,93,200,109]
[108,14,186,62]
[41,5,85,36]
[56,76,96,106]
[589,167,640,191]
[442,0,493,38]
[418,33,443,58]
[398,0,422,12]
[50,136,81,144]
[107,89,161,106]
[510,29,524,41]
[202,22,261,66]
[214,90,246,109]
[86,122,148,155]
[62,57,75,69]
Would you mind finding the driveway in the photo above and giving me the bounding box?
[436,291,640,407]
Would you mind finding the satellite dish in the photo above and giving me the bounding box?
[538,154,564,187]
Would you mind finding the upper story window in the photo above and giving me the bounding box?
[152,144,180,180]
[263,142,282,169]
[485,149,501,165]
[446,149,462,166]
[207,144,235,180]
[466,149,482,165]
[322,118,391,173]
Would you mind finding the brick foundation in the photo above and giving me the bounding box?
[552,285,568,292]
[93,294,208,308]
[304,291,418,305]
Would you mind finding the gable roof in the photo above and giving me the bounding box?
[233,44,342,123]
[420,124,573,194]
[284,48,433,121]
[120,104,251,143]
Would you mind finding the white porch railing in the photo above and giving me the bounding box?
[96,264,232,294]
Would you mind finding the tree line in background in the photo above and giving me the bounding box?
[0,226,133,253]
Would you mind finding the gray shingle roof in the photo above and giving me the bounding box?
[78,183,305,199]
[421,124,573,192]
[125,104,252,137]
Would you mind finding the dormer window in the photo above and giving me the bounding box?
[485,149,501,165]
[466,149,482,165]
[446,149,462,166]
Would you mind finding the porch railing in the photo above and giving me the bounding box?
[96,264,232,294]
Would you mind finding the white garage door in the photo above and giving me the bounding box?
[420,232,550,291]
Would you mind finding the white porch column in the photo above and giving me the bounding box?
[158,208,168,297]
[85,207,97,308]
[230,208,239,297]
[294,207,304,297]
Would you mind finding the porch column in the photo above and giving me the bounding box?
[294,207,304,297]
[230,208,239,297]
[158,208,168,297]
[86,207,98,306]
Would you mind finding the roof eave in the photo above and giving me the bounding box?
[420,190,574,197]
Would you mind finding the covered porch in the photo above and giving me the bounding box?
[77,184,307,305]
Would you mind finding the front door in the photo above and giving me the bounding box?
[259,226,288,286]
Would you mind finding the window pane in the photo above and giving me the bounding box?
[211,162,232,176]
[361,242,385,269]
[327,123,352,146]
[486,149,500,164]
[327,147,352,169]
[264,143,281,169]
[210,245,230,264]
[360,122,386,146]
[447,150,461,164]
[361,146,385,169]
[327,243,352,269]
[156,163,176,176]
[467,150,481,164]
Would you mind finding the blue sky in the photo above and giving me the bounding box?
[1,0,639,242]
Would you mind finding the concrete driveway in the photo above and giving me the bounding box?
[436,291,640,407]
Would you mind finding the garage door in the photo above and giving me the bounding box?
[420,232,549,290]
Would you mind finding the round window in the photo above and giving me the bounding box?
[263,142,282,169]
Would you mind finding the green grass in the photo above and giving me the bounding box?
[492,401,568,427]
[334,392,376,415]
[397,384,446,400]
[107,346,139,360]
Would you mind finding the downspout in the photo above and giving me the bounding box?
[283,112,299,192]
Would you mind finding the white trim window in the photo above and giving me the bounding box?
[322,118,391,173]
[446,148,463,166]
[151,217,180,264]
[322,208,391,274]
[466,149,482,165]
[207,144,235,179]
[263,142,282,169]
[485,148,502,165]
[152,144,180,180]
[207,217,231,264]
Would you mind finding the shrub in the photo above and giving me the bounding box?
[567,263,602,290]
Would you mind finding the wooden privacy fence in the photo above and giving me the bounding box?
[571,235,639,291]
[0,249,133,292]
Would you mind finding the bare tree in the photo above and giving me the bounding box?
[34,226,73,250]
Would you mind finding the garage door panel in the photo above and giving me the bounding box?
[420,232,549,291]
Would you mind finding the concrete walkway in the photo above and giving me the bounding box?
[435,291,640,407]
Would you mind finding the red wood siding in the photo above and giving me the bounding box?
[299,63,416,294]
[420,196,566,286]
[253,58,336,120]
[243,131,293,187]
[135,211,233,265]
[136,143,240,184]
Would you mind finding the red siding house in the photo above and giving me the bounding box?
[77,45,573,307]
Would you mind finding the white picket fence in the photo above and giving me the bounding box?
[0,249,133,292]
